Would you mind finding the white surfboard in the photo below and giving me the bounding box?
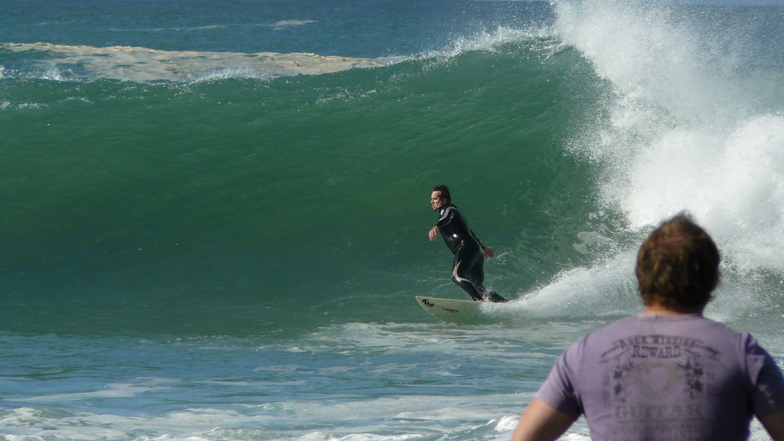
[415,295,485,320]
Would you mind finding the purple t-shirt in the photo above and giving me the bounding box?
[536,314,784,441]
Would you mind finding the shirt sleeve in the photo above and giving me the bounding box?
[535,341,585,418]
[746,335,784,417]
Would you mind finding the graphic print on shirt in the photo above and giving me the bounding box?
[598,335,722,439]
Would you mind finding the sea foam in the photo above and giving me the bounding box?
[556,0,784,277]
[1,43,388,82]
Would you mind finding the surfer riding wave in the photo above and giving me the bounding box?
[429,185,507,303]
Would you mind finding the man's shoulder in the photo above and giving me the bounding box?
[594,314,735,334]
[575,314,748,354]
[439,204,458,214]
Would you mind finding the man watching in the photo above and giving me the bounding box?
[512,213,784,441]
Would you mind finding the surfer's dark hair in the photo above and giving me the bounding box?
[433,185,451,203]
[635,213,720,311]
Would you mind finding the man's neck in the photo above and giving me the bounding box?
[642,299,704,316]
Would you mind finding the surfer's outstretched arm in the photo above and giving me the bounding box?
[483,246,494,258]
[429,226,438,241]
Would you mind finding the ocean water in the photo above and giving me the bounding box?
[1,0,784,440]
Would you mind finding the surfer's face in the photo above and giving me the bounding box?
[431,191,446,211]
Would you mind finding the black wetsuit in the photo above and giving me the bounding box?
[436,203,506,302]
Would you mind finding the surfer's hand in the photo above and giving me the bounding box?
[483,247,495,258]
[429,226,438,241]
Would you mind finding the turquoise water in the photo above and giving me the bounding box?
[1,1,784,440]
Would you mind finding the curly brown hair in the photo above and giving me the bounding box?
[635,213,720,311]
